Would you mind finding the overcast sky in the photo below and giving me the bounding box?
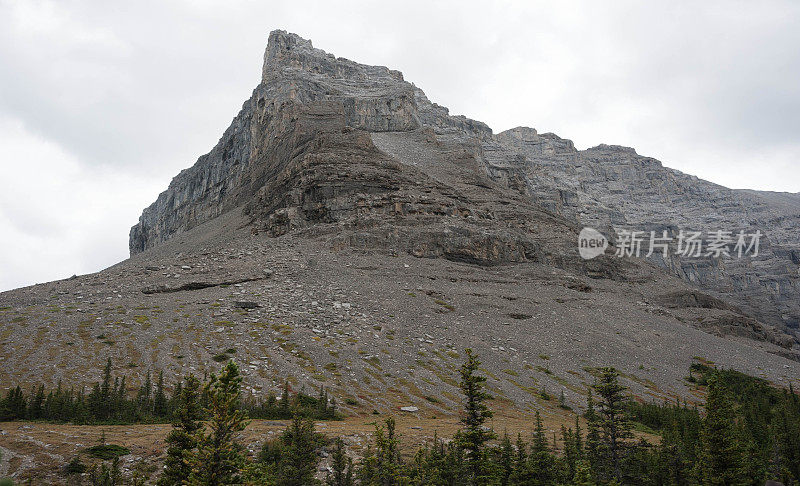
[1,0,798,292]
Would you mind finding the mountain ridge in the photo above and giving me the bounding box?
[130,30,800,341]
[3,29,798,425]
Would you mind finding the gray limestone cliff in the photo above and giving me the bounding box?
[130,30,800,342]
[487,127,800,333]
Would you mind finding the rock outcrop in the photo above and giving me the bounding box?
[486,127,800,333]
[130,30,800,343]
[130,30,575,269]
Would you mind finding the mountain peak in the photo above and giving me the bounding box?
[262,30,318,76]
[130,30,800,347]
[261,30,405,84]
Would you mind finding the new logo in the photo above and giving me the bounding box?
[578,227,608,260]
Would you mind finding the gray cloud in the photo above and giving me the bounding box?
[0,0,798,291]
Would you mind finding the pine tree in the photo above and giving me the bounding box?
[275,414,319,486]
[562,424,577,479]
[656,425,689,486]
[4,386,27,420]
[187,361,249,485]
[327,437,353,486]
[574,415,583,462]
[153,370,168,418]
[696,376,746,485]
[592,367,633,482]
[584,390,601,474]
[116,376,127,420]
[280,379,291,417]
[498,432,514,486]
[572,459,596,485]
[28,384,45,420]
[317,386,328,418]
[101,359,112,402]
[137,371,152,418]
[457,348,496,485]
[111,456,122,485]
[88,382,103,420]
[528,410,554,483]
[158,375,203,486]
[559,389,568,409]
[329,396,337,419]
[359,416,406,485]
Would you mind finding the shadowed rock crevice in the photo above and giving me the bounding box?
[141,276,266,294]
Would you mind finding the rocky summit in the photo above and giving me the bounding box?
[2,30,799,431]
[130,29,800,343]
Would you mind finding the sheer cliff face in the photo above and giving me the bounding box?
[130,30,799,338]
[486,128,800,332]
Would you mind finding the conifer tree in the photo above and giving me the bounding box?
[327,437,354,486]
[28,385,44,420]
[116,376,127,420]
[574,415,583,462]
[358,416,406,486]
[317,386,328,418]
[696,376,745,485]
[572,460,596,485]
[187,361,248,485]
[562,424,577,479]
[498,432,514,486]
[158,375,203,486]
[584,389,601,473]
[512,433,528,481]
[457,348,496,485]
[280,379,291,417]
[137,371,152,418]
[592,367,633,482]
[528,410,554,483]
[153,370,168,418]
[101,358,112,406]
[3,386,26,420]
[275,414,320,486]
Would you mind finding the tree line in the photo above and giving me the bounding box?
[0,358,338,425]
[3,352,799,484]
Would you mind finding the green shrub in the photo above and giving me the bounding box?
[64,456,87,474]
[85,444,131,460]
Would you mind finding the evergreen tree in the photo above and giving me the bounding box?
[187,361,249,485]
[137,371,152,418]
[511,433,528,482]
[562,425,577,480]
[275,414,320,486]
[88,382,103,419]
[317,386,328,418]
[584,390,601,473]
[101,358,112,409]
[498,432,514,486]
[327,437,354,486]
[158,375,203,486]
[116,376,127,420]
[528,410,554,483]
[28,384,45,420]
[280,379,291,417]
[2,386,27,420]
[574,415,583,462]
[153,370,168,418]
[696,376,745,485]
[656,425,690,486]
[572,460,596,485]
[457,348,496,485]
[592,367,633,482]
[358,417,406,485]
